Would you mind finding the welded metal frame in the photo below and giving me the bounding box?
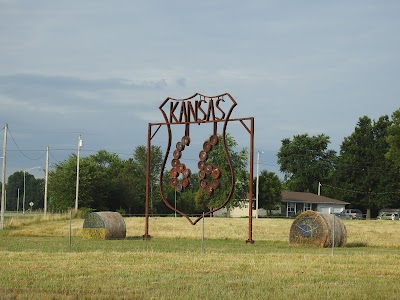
[143,93,255,243]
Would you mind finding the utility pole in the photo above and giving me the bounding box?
[255,150,263,219]
[1,124,8,230]
[22,170,26,214]
[17,188,20,213]
[318,182,321,196]
[44,146,49,215]
[75,134,83,211]
[23,170,26,213]
[174,189,177,218]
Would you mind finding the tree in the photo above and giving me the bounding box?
[48,155,77,211]
[85,150,124,210]
[257,170,282,214]
[132,145,163,214]
[112,158,142,214]
[5,171,24,211]
[333,115,400,215]
[277,134,336,193]
[48,150,124,211]
[47,147,164,214]
[386,109,400,169]
[6,171,44,211]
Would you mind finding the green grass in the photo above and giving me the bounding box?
[1,216,400,299]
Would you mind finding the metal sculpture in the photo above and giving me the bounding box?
[144,93,255,243]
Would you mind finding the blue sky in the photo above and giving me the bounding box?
[1,0,400,179]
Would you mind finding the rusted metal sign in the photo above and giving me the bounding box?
[144,93,255,243]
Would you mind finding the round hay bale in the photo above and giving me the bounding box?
[83,211,126,240]
[289,211,347,247]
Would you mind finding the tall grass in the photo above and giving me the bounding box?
[1,216,400,299]
[5,215,400,247]
[5,212,73,229]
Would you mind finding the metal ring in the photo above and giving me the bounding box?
[178,163,186,173]
[199,151,208,161]
[175,182,183,192]
[170,178,178,188]
[203,141,212,152]
[173,150,182,159]
[170,168,179,178]
[200,179,208,188]
[198,161,206,170]
[182,178,190,188]
[176,142,185,151]
[198,170,206,179]
[211,168,221,179]
[182,136,191,146]
[205,186,213,195]
[212,179,220,189]
[182,168,191,178]
[205,164,213,175]
[209,135,219,146]
[171,159,180,168]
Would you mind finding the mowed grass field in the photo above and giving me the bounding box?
[1,215,400,300]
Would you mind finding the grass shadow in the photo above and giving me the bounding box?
[125,236,145,240]
[346,242,368,248]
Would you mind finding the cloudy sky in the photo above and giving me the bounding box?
[1,0,400,179]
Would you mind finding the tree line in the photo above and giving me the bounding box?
[277,109,400,216]
[4,134,252,216]
[3,109,400,217]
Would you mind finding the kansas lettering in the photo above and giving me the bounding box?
[166,99,227,123]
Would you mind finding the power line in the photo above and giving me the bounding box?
[7,149,46,152]
[7,147,134,157]
[49,149,61,164]
[7,127,46,161]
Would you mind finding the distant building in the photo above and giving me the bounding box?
[282,191,349,217]
[213,200,277,218]
[214,191,349,218]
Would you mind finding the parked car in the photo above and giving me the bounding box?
[334,212,352,220]
[377,213,399,220]
[343,209,363,219]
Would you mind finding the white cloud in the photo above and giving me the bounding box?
[133,111,164,123]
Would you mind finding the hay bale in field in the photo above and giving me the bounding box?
[83,211,126,240]
[289,210,347,247]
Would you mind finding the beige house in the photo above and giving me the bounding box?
[282,191,349,217]
[214,191,349,218]
[213,200,270,218]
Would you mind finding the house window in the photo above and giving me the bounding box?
[304,203,312,211]
[288,203,295,213]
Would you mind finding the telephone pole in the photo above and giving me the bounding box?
[44,146,49,215]
[1,124,8,230]
[17,188,20,212]
[75,134,83,211]
[255,150,263,219]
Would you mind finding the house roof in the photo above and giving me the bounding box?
[282,191,349,205]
